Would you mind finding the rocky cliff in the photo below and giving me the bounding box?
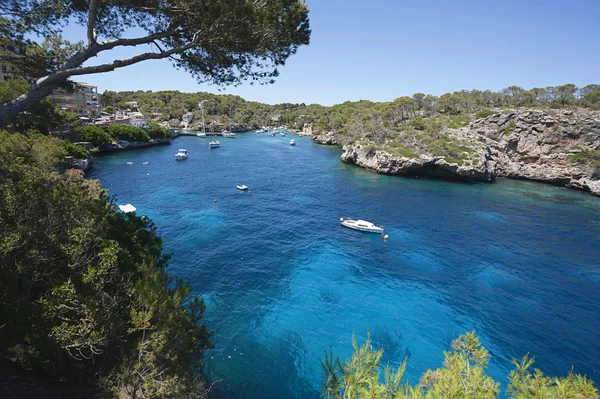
[321,109,600,195]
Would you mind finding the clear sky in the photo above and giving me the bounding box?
[60,0,600,106]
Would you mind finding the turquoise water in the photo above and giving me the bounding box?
[90,134,600,398]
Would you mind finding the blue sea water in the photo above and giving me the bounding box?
[90,134,600,398]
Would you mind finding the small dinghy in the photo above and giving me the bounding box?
[290,139,296,146]
[340,218,384,234]
[126,161,134,165]
[142,161,149,165]
[236,185,248,191]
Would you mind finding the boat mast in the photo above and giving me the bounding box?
[199,101,206,134]
[229,103,233,133]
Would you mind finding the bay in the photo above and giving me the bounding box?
[90,134,600,398]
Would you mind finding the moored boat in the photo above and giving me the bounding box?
[209,139,220,148]
[196,132,206,137]
[290,139,296,146]
[339,218,384,234]
[236,185,248,190]
[175,149,188,160]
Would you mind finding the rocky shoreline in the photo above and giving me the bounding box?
[66,137,172,173]
[313,109,600,196]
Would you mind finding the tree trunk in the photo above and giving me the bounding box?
[0,80,65,127]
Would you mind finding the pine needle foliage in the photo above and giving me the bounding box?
[321,331,598,399]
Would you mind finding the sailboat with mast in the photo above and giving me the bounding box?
[209,102,220,148]
[196,101,206,137]
[222,103,236,138]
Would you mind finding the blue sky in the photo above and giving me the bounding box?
[60,0,600,105]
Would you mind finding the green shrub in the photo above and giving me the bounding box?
[146,121,171,139]
[412,116,426,131]
[566,147,600,165]
[106,124,150,142]
[385,143,417,158]
[80,125,113,147]
[448,114,470,129]
[64,142,90,159]
[475,108,494,119]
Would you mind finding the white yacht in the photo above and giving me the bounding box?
[339,218,384,234]
[196,132,206,137]
[222,132,236,138]
[256,128,265,133]
[175,149,188,160]
[236,185,248,191]
[209,138,220,148]
[290,139,296,146]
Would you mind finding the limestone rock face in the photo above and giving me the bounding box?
[313,131,339,145]
[470,109,600,195]
[340,145,496,183]
[322,109,600,195]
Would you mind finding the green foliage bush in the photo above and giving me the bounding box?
[567,147,600,167]
[64,142,90,159]
[0,131,212,397]
[321,331,598,399]
[106,124,151,142]
[476,108,495,119]
[145,121,171,139]
[448,114,470,129]
[80,125,113,147]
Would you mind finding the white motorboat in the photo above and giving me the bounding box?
[339,218,384,234]
[142,161,149,165]
[290,139,296,146]
[175,149,188,160]
[209,139,220,148]
[236,185,248,191]
[126,161,134,165]
[223,132,236,138]
[119,203,137,213]
[196,132,206,137]
[279,131,286,136]
[256,128,265,133]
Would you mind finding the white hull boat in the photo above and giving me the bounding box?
[223,132,236,138]
[236,185,248,191]
[209,140,220,148]
[340,218,384,234]
[290,139,296,146]
[196,132,206,137]
[175,149,188,160]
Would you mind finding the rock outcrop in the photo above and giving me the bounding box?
[313,131,339,145]
[100,137,171,152]
[321,109,600,195]
[341,145,496,182]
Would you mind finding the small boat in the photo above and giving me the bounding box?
[142,161,149,165]
[119,203,137,213]
[175,149,188,160]
[126,161,134,165]
[222,132,236,138]
[290,139,296,146]
[280,132,286,136]
[196,132,206,137]
[339,218,384,234]
[209,139,220,148]
[256,129,265,133]
[271,132,276,136]
[236,185,248,191]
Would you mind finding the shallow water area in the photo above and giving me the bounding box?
[90,134,600,398]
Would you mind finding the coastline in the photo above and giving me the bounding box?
[309,109,600,197]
